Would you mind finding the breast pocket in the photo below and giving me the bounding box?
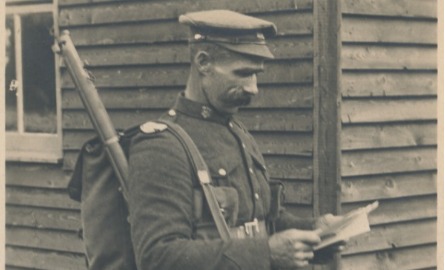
[206,156,246,222]
[207,156,241,187]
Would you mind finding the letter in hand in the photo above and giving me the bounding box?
[269,229,321,269]
[315,214,348,251]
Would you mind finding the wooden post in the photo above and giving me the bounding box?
[313,0,342,269]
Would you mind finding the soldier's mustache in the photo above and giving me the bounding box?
[226,87,254,106]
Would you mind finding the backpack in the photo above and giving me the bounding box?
[68,124,139,269]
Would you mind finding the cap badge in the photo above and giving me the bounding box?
[194,33,205,40]
[256,32,265,40]
[201,106,212,119]
[140,121,168,134]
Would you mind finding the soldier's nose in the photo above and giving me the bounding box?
[243,75,259,95]
[243,85,258,95]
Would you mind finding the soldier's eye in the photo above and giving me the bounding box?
[234,70,254,78]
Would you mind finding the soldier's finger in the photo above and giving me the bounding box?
[292,241,313,252]
[289,230,321,244]
[294,251,314,260]
[295,260,309,268]
[324,214,343,224]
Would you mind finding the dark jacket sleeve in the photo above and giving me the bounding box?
[127,131,271,270]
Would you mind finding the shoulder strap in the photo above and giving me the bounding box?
[158,119,231,241]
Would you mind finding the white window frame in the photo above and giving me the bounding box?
[5,1,62,163]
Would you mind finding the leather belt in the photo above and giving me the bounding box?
[195,219,268,240]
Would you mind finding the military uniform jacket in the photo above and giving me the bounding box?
[127,93,314,270]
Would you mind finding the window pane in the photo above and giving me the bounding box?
[21,12,57,133]
[5,16,18,131]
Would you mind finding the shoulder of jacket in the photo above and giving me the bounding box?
[139,121,168,134]
[131,121,182,152]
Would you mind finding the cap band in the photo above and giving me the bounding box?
[190,32,266,45]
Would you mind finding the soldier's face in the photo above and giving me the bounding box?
[203,51,264,114]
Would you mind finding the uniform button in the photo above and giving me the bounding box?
[218,168,227,176]
[228,122,234,128]
[242,143,246,149]
[254,193,260,200]
[249,168,254,174]
[168,109,176,116]
[118,187,122,192]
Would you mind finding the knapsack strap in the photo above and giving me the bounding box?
[158,119,232,241]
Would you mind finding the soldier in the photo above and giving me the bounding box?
[127,10,342,269]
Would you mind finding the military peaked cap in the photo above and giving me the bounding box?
[179,9,277,59]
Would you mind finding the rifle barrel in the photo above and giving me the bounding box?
[56,30,130,203]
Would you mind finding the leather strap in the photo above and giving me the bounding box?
[158,119,232,241]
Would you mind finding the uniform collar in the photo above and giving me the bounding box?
[172,93,232,125]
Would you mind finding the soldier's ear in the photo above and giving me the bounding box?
[194,51,212,74]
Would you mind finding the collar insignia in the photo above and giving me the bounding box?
[201,106,212,119]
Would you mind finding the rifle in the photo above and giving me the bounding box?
[53,30,130,205]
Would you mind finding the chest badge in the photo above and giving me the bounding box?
[201,106,212,119]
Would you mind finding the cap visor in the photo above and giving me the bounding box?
[217,43,274,59]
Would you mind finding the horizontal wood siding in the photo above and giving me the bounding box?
[5,163,83,269]
[342,244,437,270]
[4,1,316,269]
[62,85,314,109]
[6,247,85,270]
[339,0,438,269]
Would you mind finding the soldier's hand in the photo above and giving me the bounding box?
[268,229,321,269]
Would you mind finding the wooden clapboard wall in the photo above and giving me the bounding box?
[5,163,85,269]
[5,0,317,269]
[339,0,438,269]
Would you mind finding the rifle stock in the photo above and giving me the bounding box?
[55,30,130,204]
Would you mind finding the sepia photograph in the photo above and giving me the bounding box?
[1,0,443,269]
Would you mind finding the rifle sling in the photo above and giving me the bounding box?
[159,119,232,241]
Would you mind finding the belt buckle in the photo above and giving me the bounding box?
[244,218,260,237]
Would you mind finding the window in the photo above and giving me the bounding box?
[5,2,62,163]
